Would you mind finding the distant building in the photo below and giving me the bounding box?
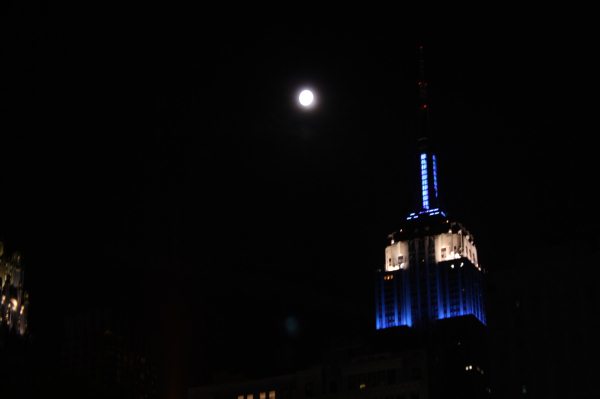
[0,241,28,336]
[374,45,485,330]
[189,337,429,399]
[189,317,488,399]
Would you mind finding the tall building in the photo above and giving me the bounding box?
[0,241,28,336]
[372,46,490,399]
[375,46,486,330]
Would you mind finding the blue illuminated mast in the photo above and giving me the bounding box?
[407,45,444,220]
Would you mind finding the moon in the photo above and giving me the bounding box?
[298,89,315,107]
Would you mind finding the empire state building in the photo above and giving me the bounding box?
[375,46,486,330]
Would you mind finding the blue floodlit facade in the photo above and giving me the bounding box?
[375,217,486,329]
[375,45,486,330]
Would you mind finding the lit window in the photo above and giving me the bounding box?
[247,394,254,399]
[268,391,276,399]
[238,395,244,399]
[259,393,266,399]
[359,383,366,390]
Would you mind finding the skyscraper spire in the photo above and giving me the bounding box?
[376,45,486,331]
[407,44,443,219]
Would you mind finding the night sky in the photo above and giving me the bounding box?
[3,5,598,397]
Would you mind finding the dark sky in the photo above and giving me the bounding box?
[2,4,598,397]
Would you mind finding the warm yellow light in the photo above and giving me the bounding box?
[359,383,366,390]
[260,392,266,399]
[268,391,276,399]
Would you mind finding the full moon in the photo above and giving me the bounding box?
[298,89,315,107]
